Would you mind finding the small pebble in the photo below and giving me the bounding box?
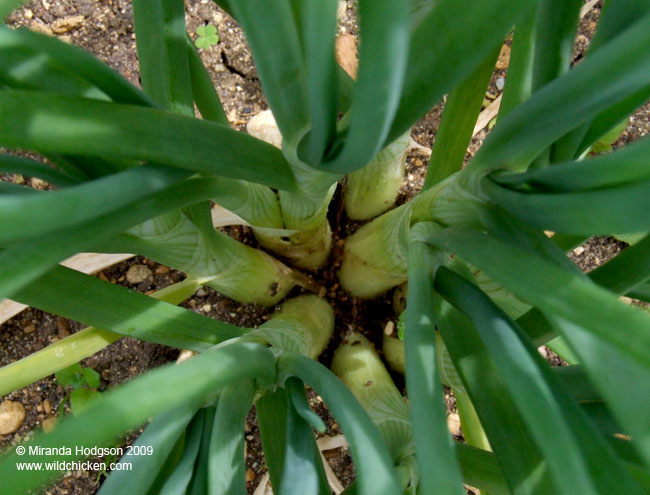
[30,20,53,35]
[43,399,52,414]
[57,317,70,339]
[447,413,461,436]
[126,264,152,284]
[202,303,212,312]
[495,77,505,91]
[246,469,255,482]
[0,400,26,435]
[154,265,169,275]
[23,324,36,334]
[52,15,84,34]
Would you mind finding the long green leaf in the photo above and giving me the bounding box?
[208,380,256,495]
[99,406,197,495]
[531,0,581,91]
[436,301,557,495]
[0,342,276,495]
[482,175,650,235]
[0,91,297,191]
[426,227,650,465]
[589,234,650,294]
[277,352,402,495]
[132,0,193,115]
[526,0,582,168]
[0,277,206,396]
[257,388,290,492]
[0,165,187,244]
[0,25,153,106]
[0,154,79,186]
[281,377,330,495]
[388,0,535,143]
[551,0,650,161]
[0,176,261,298]
[435,266,644,494]
[466,12,650,174]
[296,0,338,165]
[226,0,309,145]
[455,443,510,495]
[404,224,465,494]
[186,36,228,125]
[494,136,650,192]
[499,8,536,119]
[11,264,245,350]
[187,404,216,495]
[422,47,500,190]
[320,0,410,174]
[156,409,205,495]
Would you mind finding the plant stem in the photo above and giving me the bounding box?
[345,131,410,220]
[0,277,206,396]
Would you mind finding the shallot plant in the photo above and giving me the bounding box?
[1,0,650,493]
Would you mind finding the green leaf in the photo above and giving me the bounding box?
[12,264,246,351]
[227,0,310,145]
[287,377,326,433]
[208,380,255,495]
[435,266,644,494]
[0,277,207,397]
[525,0,583,169]
[70,388,99,416]
[426,227,650,466]
[482,175,650,235]
[133,0,193,115]
[82,367,101,389]
[0,25,153,106]
[404,224,465,495]
[197,25,217,37]
[531,0,582,90]
[281,378,330,495]
[493,136,650,192]
[277,352,402,495]
[187,404,216,495]
[0,176,268,299]
[388,0,535,143]
[0,90,297,191]
[155,409,205,495]
[294,0,338,165]
[436,301,557,494]
[467,12,650,174]
[257,388,289,493]
[319,0,410,175]
[99,406,197,495]
[55,363,83,387]
[0,164,187,244]
[422,47,500,190]
[186,35,228,124]
[0,154,80,187]
[499,8,536,119]
[1,343,275,495]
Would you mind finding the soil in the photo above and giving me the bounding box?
[1,1,649,494]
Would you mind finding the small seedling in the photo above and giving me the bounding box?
[195,24,219,49]
[55,363,101,416]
